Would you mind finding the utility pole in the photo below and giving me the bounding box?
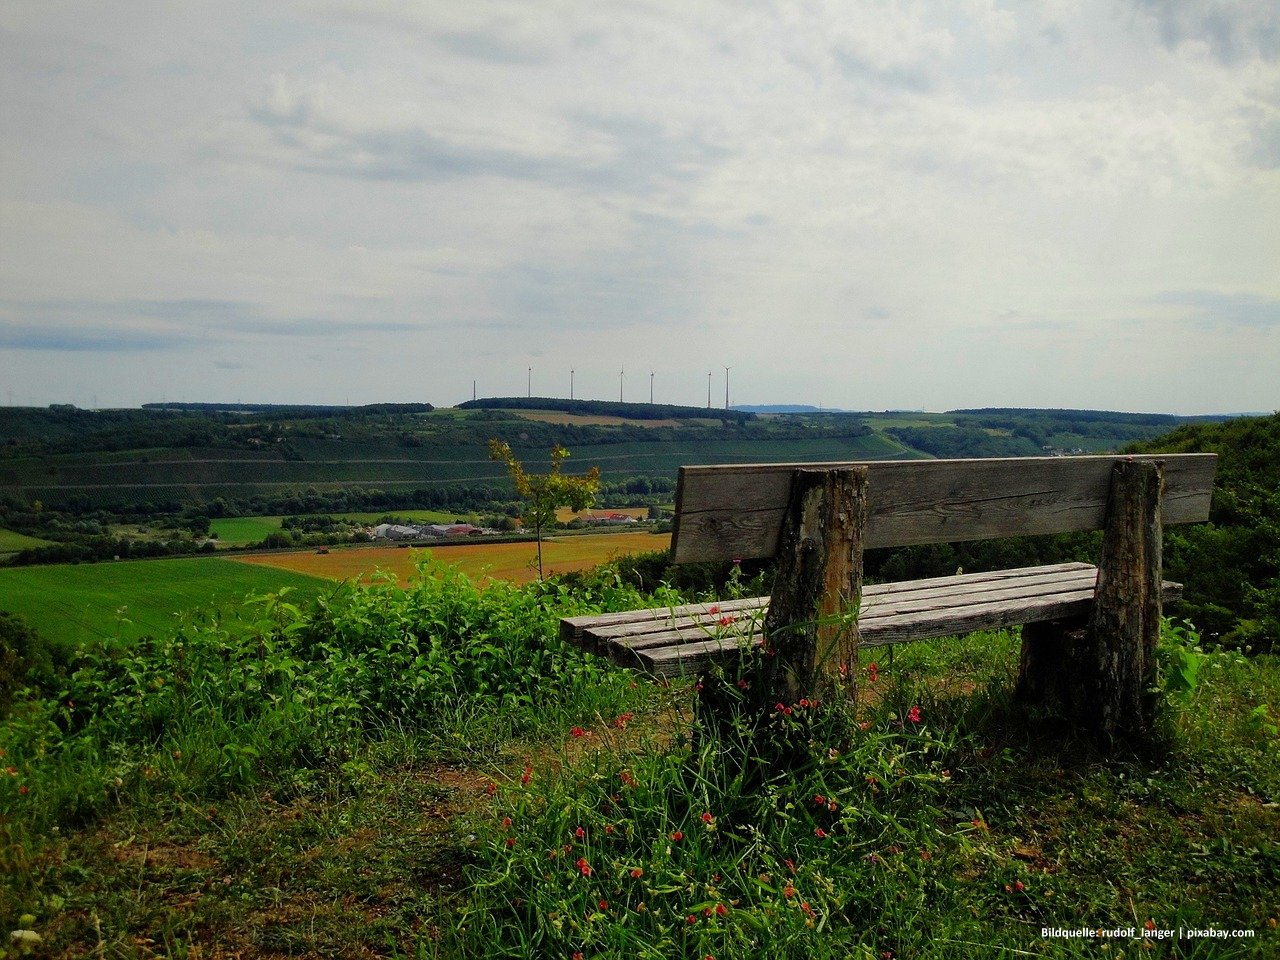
[724,366,732,410]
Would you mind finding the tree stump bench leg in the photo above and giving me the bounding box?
[760,467,869,707]
[1015,459,1165,742]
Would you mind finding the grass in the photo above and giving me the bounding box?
[0,555,329,652]
[207,515,283,545]
[1,561,1276,958]
[0,527,52,557]
[234,530,672,585]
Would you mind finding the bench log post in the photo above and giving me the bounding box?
[1016,459,1165,742]
[761,467,869,704]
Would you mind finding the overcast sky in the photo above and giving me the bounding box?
[1,1,1277,414]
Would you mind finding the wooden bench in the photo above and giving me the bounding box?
[562,454,1217,738]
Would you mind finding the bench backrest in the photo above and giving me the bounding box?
[670,454,1217,564]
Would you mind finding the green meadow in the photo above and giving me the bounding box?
[0,527,53,557]
[0,556,329,651]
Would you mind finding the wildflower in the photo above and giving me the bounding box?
[4,767,16,776]
[501,817,513,829]
[715,903,728,917]
[784,858,797,873]
[814,794,826,806]
[703,907,713,918]
[737,678,749,689]
[798,698,811,709]
[486,781,498,796]
[574,826,586,840]
[570,726,587,738]
[801,902,814,917]
[598,899,609,910]
[573,953,584,960]
[815,827,828,838]
[505,837,516,848]
[694,682,704,692]
[686,914,697,926]
[708,605,720,615]
[1144,920,1156,932]
[620,770,638,788]
[605,824,615,835]
[783,884,795,899]
[701,811,714,824]
[866,853,881,865]
[671,830,684,841]
[614,712,635,729]
[720,616,736,627]
[19,785,29,795]
[867,662,879,683]
[576,857,592,876]
[907,705,921,724]
[521,764,532,785]
[858,720,872,731]
[1014,880,1025,892]
[630,867,644,879]
[838,663,849,678]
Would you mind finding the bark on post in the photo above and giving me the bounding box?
[1078,458,1164,740]
[761,467,868,704]
[1014,459,1165,743]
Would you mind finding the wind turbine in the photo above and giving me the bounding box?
[707,371,712,408]
[570,369,574,401]
[649,371,655,404]
[619,365,625,402]
[527,366,532,398]
[724,366,732,410]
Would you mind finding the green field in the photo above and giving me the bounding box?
[0,556,330,651]
[0,527,53,556]
[208,516,284,545]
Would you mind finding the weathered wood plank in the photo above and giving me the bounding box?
[577,562,1099,649]
[576,568,1182,680]
[671,454,1216,563]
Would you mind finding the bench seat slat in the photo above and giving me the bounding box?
[566,563,1184,678]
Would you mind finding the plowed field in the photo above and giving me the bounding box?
[232,531,671,585]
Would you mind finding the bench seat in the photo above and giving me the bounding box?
[561,562,1184,678]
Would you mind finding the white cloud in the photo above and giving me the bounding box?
[1,0,1277,410]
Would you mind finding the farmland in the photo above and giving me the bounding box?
[235,530,672,585]
[0,527,52,558]
[0,556,329,651]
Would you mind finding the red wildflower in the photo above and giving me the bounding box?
[814,794,826,806]
[737,678,749,690]
[801,902,814,916]
[575,826,586,839]
[798,698,811,709]
[501,816,513,829]
[521,764,532,785]
[18,785,29,795]
[613,711,635,729]
[720,616,736,627]
[671,830,684,841]
[570,726,587,738]
[907,705,921,724]
[620,770,638,788]
[828,799,838,812]
[783,884,795,899]
[708,605,720,615]
[505,837,516,848]
[686,914,697,926]
[605,824,615,834]
[784,858,797,873]
[598,899,609,910]
[868,662,879,683]
[715,903,727,916]
[573,953,584,960]
[576,857,592,876]
[701,811,714,824]
[485,781,498,796]
[815,827,828,838]
[1013,880,1025,892]
[630,867,644,878]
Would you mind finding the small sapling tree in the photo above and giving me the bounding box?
[488,439,601,579]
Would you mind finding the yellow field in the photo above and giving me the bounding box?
[554,505,651,523]
[232,531,671,586]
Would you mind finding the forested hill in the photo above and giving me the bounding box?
[1128,412,1280,651]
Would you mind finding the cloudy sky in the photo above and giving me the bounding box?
[2,1,1277,413]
